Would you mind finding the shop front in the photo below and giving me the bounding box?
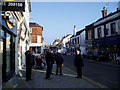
[0,11,17,83]
[93,35,120,61]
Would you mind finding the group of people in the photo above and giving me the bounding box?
[25,47,84,81]
[45,49,64,79]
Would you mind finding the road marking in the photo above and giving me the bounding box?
[64,66,109,88]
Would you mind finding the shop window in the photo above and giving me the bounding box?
[111,22,116,34]
[37,47,41,53]
[1,29,4,63]
[6,33,11,73]
[32,47,36,54]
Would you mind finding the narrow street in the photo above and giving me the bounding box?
[3,56,101,88]
[3,55,120,89]
[1,1,120,89]
[63,55,120,88]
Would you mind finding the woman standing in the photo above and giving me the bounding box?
[74,49,84,78]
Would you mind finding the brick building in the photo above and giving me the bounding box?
[29,22,44,54]
[29,22,43,43]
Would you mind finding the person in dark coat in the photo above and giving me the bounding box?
[74,49,84,78]
[25,47,34,81]
[50,50,55,74]
[55,50,64,75]
[45,49,53,79]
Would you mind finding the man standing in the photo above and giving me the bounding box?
[25,47,34,81]
[50,50,55,74]
[74,49,84,78]
[45,49,53,79]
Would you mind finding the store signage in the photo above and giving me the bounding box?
[0,0,25,11]
[94,35,120,46]
[5,11,16,29]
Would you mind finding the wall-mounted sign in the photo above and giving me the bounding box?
[5,11,16,29]
[0,0,25,11]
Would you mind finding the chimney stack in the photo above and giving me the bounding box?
[73,25,77,36]
[101,7,107,18]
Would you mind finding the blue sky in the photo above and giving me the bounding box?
[30,2,118,44]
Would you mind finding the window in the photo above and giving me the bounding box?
[72,39,74,45]
[88,30,92,39]
[75,38,77,44]
[111,22,116,34]
[105,28,109,35]
[37,35,41,43]
[77,37,79,44]
[97,27,102,38]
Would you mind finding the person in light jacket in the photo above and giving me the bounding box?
[55,50,64,75]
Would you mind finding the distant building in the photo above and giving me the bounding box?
[61,34,72,48]
[52,39,61,47]
[70,28,86,55]
[85,23,94,53]
[29,22,44,55]
[60,34,72,54]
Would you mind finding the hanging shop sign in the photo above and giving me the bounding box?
[1,11,17,35]
[0,0,25,11]
[5,11,16,29]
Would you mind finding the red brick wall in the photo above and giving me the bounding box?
[30,26,43,43]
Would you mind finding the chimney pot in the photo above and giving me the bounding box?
[102,7,107,18]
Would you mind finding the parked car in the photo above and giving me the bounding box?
[115,56,120,65]
[92,52,109,61]
[82,52,94,59]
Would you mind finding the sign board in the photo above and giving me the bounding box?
[0,0,25,11]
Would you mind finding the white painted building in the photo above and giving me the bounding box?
[94,11,120,39]
[93,9,120,60]
[60,34,72,53]
[14,0,31,72]
[61,34,72,48]
[70,29,86,55]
